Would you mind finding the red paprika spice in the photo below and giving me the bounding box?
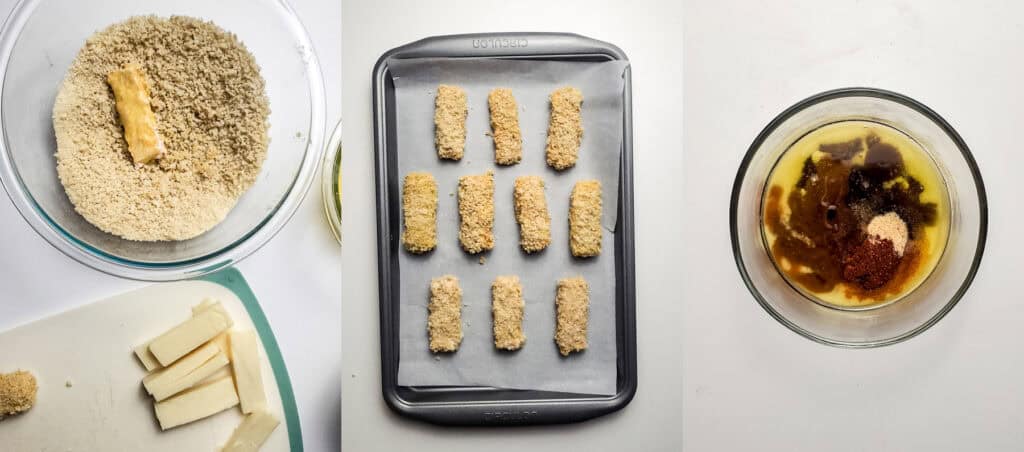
[842,238,901,290]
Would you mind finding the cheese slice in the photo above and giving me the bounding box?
[134,299,226,371]
[192,298,224,316]
[200,366,234,387]
[210,331,231,359]
[143,341,221,395]
[154,376,239,430]
[133,341,162,372]
[221,410,280,452]
[149,308,233,366]
[229,330,266,414]
[151,351,230,402]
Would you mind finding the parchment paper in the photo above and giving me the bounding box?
[392,58,628,395]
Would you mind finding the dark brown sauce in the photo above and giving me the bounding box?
[764,133,938,302]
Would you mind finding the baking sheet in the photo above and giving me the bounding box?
[392,58,628,396]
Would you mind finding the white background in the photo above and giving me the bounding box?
[0,0,341,450]
[684,1,1023,451]
[341,0,683,450]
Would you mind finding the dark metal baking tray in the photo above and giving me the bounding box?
[372,32,636,426]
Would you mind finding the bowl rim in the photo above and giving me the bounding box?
[321,119,342,245]
[0,0,327,281]
[729,87,989,348]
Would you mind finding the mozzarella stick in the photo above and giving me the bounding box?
[428,275,463,353]
[492,276,526,351]
[555,277,589,356]
[434,84,467,160]
[488,88,522,165]
[402,172,438,253]
[513,176,551,253]
[458,171,495,254]
[107,63,166,165]
[545,87,584,170]
[570,180,602,257]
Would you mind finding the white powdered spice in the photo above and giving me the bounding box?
[867,212,908,256]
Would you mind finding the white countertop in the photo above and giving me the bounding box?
[0,0,341,450]
[684,1,1023,451]
[340,0,683,450]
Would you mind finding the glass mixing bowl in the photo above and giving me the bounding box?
[0,0,325,280]
[731,88,987,347]
[321,120,342,245]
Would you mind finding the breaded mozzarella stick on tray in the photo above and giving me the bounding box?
[554,277,589,356]
[513,175,551,253]
[402,172,438,253]
[545,86,584,170]
[488,88,523,165]
[434,84,467,160]
[458,171,495,254]
[570,180,602,257]
[428,275,463,353]
[492,276,526,351]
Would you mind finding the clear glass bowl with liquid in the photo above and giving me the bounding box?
[321,120,342,245]
[0,0,326,280]
[731,88,987,347]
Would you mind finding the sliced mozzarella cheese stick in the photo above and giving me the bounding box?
[149,308,233,366]
[154,376,238,430]
[221,410,280,452]
[229,330,267,414]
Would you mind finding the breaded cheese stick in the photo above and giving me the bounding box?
[570,180,602,257]
[545,87,584,170]
[434,84,467,160]
[555,277,589,356]
[428,275,462,353]
[107,63,166,164]
[458,171,495,254]
[513,176,551,253]
[402,172,438,253]
[0,370,36,420]
[488,88,522,165]
[492,276,526,351]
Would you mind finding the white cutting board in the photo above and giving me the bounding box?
[0,269,301,451]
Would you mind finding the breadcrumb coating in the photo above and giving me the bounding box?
[513,176,551,252]
[492,276,526,351]
[428,275,463,353]
[545,87,584,170]
[488,88,522,165]
[554,277,589,356]
[434,84,467,160]
[402,172,438,253]
[570,180,602,257]
[0,370,37,420]
[458,171,495,254]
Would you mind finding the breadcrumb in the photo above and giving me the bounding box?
[428,275,463,352]
[514,176,551,252]
[555,277,589,356]
[458,171,495,254]
[570,180,602,257]
[545,87,584,170]
[434,84,467,160]
[402,172,438,253]
[53,16,269,241]
[492,276,526,351]
[0,370,37,420]
[488,88,522,165]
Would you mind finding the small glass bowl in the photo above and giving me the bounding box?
[0,0,325,281]
[731,88,987,347]
[321,120,342,245]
